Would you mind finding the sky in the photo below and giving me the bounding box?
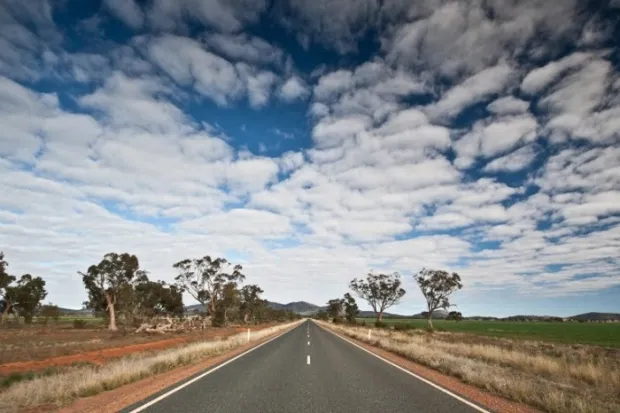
[1,0,620,317]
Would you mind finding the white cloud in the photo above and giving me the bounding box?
[1,0,619,312]
[384,0,581,79]
[179,208,292,237]
[277,0,379,53]
[278,151,305,173]
[278,75,309,102]
[486,96,529,115]
[142,34,244,106]
[79,71,190,134]
[148,0,267,33]
[454,114,538,168]
[312,115,371,148]
[313,69,354,101]
[205,33,284,66]
[236,63,278,108]
[520,52,592,95]
[103,0,144,29]
[483,145,537,173]
[427,64,515,121]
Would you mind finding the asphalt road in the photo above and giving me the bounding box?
[123,321,486,413]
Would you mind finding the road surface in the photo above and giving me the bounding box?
[123,321,486,413]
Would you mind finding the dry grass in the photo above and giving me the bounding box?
[321,323,620,413]
[0,321,301,413]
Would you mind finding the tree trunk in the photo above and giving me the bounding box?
[107,300,118,331]
[0,303,11,325]
[427,312,434,330]
[377,311,383,321]
[243,311,250,323]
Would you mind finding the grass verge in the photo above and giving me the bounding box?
[320,322,620,413]
[0,321,302,413]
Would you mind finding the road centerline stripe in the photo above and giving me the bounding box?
[307,355,311,365]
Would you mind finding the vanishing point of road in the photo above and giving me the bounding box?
[122,320,488,413]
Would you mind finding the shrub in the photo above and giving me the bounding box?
[73,319,87,329]
[374,320,388,329]
[393,323,411,331]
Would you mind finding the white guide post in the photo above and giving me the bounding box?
[368,329,371,340]
[247,328,250,343]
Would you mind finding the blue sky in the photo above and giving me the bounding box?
[1,0,619,317]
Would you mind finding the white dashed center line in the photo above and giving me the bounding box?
[307,355,311,365]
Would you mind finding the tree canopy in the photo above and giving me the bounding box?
[349,272,406,321]
[343,293,359,323]
[414,268,463,329]
[173,256,245,323]
[1,253,47,324]
[80,252,147,330]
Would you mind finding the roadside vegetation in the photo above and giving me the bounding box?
[0,321,301,413]
[354,318,620,347]
[322,322,620,413]
[315,266,620,413]
[0,250,301,411]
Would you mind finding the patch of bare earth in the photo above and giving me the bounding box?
[0,325,277,376]
[326,327,541,413]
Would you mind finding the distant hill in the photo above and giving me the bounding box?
[569,312,620,321]
[57,307,94,316]
[267,301,324,315]
[183,301,324,315]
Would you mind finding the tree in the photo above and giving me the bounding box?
[240,285,264,324]
[133,280,184,321]
[0,252,16,324]
[447,311,463,322]
[173,256,245,323]
[343,293,359,324]
[12,274,47,324]
[326,298,345,322]
[315,309,329,321]
[1,255,47,325]
[80,253,147,331]
[39,303,61,324]
[349,272,406,321]
[414,268,463,330]
[212,282,240,327]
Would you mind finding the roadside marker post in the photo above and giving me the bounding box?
[368,329,371,340]
[247,328,250,343]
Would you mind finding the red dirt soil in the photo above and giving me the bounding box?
[19,326,291,413]
[0,329,246,376]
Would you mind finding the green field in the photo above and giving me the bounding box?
[357,318,620,347]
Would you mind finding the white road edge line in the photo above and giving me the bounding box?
[307,355,311,365]
[128,323,302,413]
[317,323,491,413]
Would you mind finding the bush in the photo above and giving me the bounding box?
[393,323,411,331]
[73,319,87,329]
[374,320,388,329]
